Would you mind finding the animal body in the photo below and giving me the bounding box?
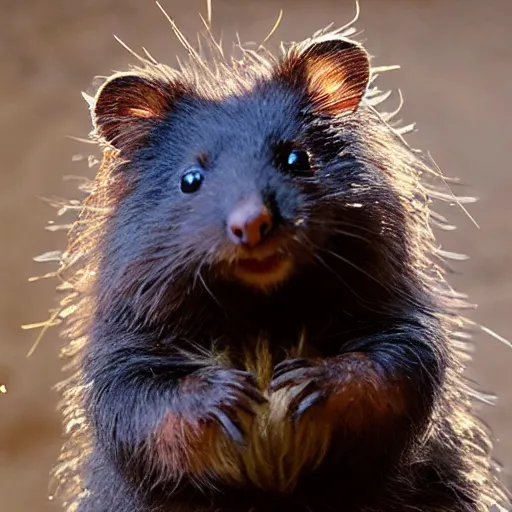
[40,7,509,512]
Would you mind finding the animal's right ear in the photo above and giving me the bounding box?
[90,73,183,154]
[276,36,370,117]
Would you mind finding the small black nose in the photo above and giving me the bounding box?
[227,196,273,247]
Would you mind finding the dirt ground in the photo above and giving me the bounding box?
[1,0,511,510]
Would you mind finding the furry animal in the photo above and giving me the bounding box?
[37,7,510,512]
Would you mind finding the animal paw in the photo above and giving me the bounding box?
[182,367,267,445]
[269,357,335,424]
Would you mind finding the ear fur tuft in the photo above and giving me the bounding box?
[278,36,370,116]
[92,73,185,153]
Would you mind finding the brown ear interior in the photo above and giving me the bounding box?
[280,37,370,116]
[92,73,179,153]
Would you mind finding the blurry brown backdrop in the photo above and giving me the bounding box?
[1,0,511,510]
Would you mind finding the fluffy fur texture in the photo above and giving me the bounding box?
[33,8,510,512]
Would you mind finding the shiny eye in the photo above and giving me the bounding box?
[180,168,204,194]
[276,145,313,177]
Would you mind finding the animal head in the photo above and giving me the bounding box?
[86,30,428,321]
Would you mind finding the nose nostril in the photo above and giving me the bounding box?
[232,227,244,239]
[227,197,274,246]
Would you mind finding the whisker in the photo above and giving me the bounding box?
[426,150,480,230]
[305,220,375,245]
[192,248,217,289]
[293,234,381,312]
[306,214,380,232]
[321,247,424,310]
[198,271,222,308]
[312,252,368,306]
[321,248,382,285]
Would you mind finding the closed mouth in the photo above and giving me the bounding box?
[236,253,286,274]
[231,251,294,289]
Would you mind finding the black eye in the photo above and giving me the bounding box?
[276,145,313,177]
[180,168,204,194]
[287,150,309,169]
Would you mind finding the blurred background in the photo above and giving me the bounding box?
[1,0,511,510]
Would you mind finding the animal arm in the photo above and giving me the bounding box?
[270,319,443,457]
[85,328,265,487]
[337,322,443,428]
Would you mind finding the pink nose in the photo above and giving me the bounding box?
[227,196,273,247]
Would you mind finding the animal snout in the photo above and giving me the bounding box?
[227,195,273,247]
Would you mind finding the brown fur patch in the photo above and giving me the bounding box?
[318,353,407,429]
[148,342,407,494]
[152,410,247,487]
[238,337,332,493]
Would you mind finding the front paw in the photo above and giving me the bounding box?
[183,367,267,445]
[269,357,334,423]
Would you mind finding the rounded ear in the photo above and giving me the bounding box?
[277,35,370,116]
[91,72,184,153]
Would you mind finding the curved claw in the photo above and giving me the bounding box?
[272,357,314,380]
[286,380,317,400]
[209,369,267,406]
[285,380,324,423]
[219,379,266,405]
[221,391,254,416]
[292,390,325,424]
[240,384,268,405]
[270,359,332,423]
[212,408,246,445]
[230,369,259,387]
[270,367,316,391]
[192,367,266,445]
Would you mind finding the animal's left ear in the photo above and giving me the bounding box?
[90,72,185,154]
[277,36,370,116]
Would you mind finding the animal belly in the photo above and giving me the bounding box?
[234,337,331,493]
